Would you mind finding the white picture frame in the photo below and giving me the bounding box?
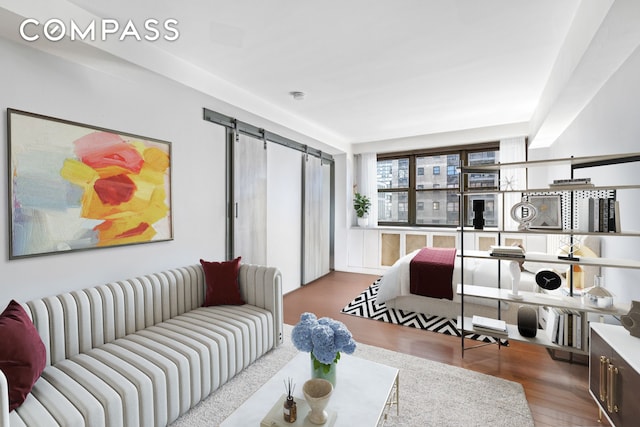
[528,195,562,229]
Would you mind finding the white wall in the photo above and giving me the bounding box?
[531,44,640,304]
[0,35,330,308]
[0,37,229,309]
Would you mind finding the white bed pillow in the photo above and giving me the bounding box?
[375,250,418,304]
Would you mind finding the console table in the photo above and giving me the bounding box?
[589,323,640,426]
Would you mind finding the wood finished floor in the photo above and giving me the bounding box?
[283,271,608,427]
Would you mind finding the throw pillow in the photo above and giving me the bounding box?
[0,300,47,411]
[200,257,245,306]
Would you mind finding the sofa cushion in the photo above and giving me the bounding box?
[200,257,246,306]
[0,300,47,411]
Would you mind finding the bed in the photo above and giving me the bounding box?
[376,235,602,324]
[375,248,537,324]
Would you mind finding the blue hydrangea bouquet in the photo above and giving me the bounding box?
[291,312,357,374]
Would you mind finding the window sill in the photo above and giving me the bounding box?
[350,225,459,232]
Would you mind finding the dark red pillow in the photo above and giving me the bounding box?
[0,300,47,411]
[200,257,245,306]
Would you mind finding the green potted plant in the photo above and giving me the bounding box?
[353,192,371,227]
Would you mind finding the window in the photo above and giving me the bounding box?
[377,158,409,223]
[377,144,499,227]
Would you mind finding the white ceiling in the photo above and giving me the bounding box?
[2,0,636,155]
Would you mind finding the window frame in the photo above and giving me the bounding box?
[377,142,499,227]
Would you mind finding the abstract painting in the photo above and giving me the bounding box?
[8,109,173,258]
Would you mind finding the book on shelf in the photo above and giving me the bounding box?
[538,306,549,330]
[575,312,582,348]
[557,311,565,346]
[473,325,509,336]
[471,315,507,333]
[550,178,593,187]
[488,245,525,258]
[544,307,559,342]
[564,310,573,347]
[544,308,582,348]
[578,195,619,233]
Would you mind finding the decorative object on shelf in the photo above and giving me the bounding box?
[510,196,537,230]
[535,268,563,291]
[472,199,485,230]
[302,378,334,425]
[500,175,516,191]
[517,306,538,338]
[291,312,357,387]
[558,237,598,258]
[621,301,640,338]
[508,260,523,299]
[528,195,562,229]
[583,276,613,308]
[283,377,297,423]
[353,190,371,227]
[566,264,585,290]
[557,235,585,261]
[557,236,601,290]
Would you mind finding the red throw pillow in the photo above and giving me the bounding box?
[200,257,245,306]
[0,300,47,411]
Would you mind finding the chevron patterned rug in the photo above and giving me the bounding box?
[341,279,506,344]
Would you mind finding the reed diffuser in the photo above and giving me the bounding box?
[283,377,297,422]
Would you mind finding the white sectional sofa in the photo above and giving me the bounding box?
[0,263,283,427]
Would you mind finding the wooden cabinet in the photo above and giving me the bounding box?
[589,323,640,427]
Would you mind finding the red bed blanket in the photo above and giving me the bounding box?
[409,247,457,300]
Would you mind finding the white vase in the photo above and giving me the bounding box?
[508,260,523,299]
[303,378,333,425]
[357,217,368,227]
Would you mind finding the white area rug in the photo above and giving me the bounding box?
[170,325,534,427]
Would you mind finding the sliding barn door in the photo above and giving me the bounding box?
[232,132,267,265]
[302,154,331,284]
[267,142,302,294]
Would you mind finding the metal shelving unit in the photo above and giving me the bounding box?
[457,152,640,356]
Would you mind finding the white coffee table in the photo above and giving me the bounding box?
[221,352,399,427]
